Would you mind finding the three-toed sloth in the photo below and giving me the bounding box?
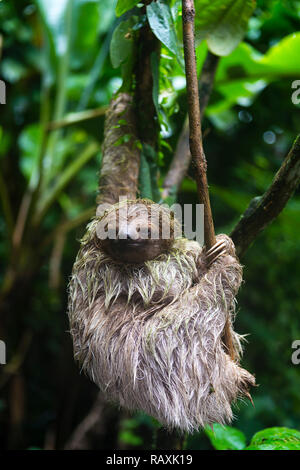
[68,199,255,432]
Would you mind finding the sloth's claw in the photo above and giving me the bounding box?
[206,240,227,265]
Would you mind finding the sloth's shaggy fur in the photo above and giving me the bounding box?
[68,201,255,432]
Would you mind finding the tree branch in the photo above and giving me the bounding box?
[96,93,141,206]
[162,51,219,200]
[182,0,215,249]
[47,106,108,132]
[64,392,105,450]
[231,135,300,257]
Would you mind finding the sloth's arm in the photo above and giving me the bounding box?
[196,234,243,311]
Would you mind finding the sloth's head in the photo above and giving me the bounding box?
[94,199,181,264]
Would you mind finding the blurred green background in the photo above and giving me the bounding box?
[0,0,300,450]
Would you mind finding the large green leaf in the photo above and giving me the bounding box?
[246,427,300,450]
[116,0,140,17]
[110,17,136,68]
[205,424,247,450]
[207,33,300,114]
[194,0,256,56]
[146,0,183,67]
[260,32,300,75]
[216,32,300,82]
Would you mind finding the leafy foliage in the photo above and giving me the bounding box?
[147,0,184,66]
[116,0,141,18]
[205,425,300,450]
[110,17,137,68]
[205,424,247,450]
[194,0,256,55]
[246,427,300,450]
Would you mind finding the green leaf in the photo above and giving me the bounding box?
[194,0,256,56]
[207,34,300,115]
[146,0,183,67]
[119,430,143,446]
[205,424,247,450]
[35,0,69,58]
[110,17,136,68]
[246,427,300,451]
[116,0,140,17]
[0,58,28,84]
[71,0,101,69]
[260,32,300,75]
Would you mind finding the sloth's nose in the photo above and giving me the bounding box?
[118,226,146,241]
[110,231,141,244]
[117,231,137,241]
[126,234,136,241]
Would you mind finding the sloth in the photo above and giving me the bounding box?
[68,199,255,432]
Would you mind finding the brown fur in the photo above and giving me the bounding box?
[68,200,255,432]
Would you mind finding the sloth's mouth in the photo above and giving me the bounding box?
[101,237,173,263]
[110,238,162,248]
[121,241,145,248]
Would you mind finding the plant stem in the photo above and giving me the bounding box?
[34,141,99,226]
[45,0,73,182]
[47,106,108,131]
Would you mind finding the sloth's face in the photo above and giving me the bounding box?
[95,201,178,264]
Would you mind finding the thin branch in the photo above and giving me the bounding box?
[33,141,99,226]
[12,192,32,250]
[64,393,120,450]
[182,0,215,249]
[162,52,219,200]
[64,392,105,450]
[53,207,95,236]
[11,85,51,251]
[231,135,300,257]
[41,207,95,252]
[47,107,108,132]
[49,230,66,289]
